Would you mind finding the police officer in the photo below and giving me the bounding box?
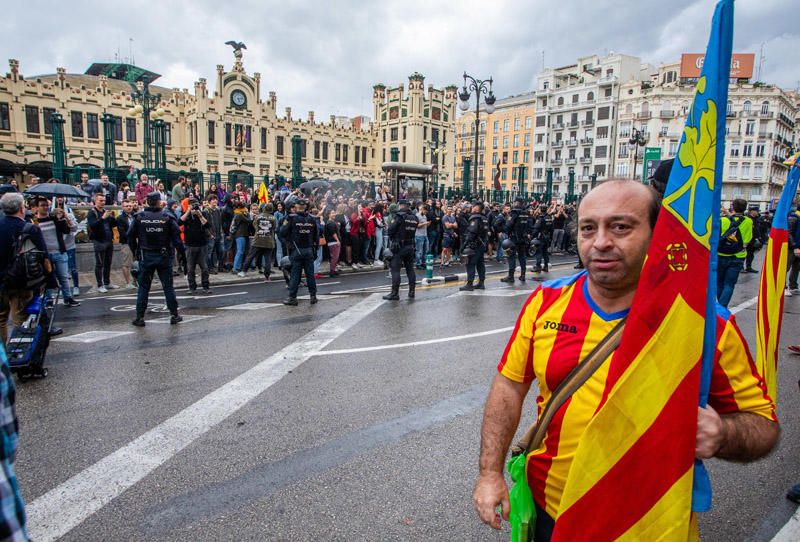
[531,205,554,273]
[280,199,319,306]
[383,199,419,300]
[501,197,533,283]
[460,201,489,291]
[128,192,183,326]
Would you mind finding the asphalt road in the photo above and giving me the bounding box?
[10,254,800,542]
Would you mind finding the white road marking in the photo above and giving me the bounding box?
[54,331,135,344]
[772,506,800,541]
[452,289,532,298]
[25,293,386,542]
[110,292,247,301]
[296,294,348,300]
[314,326,514,356]
[729,295,758,314]
[148,315,216,324]
[217,302,282,310]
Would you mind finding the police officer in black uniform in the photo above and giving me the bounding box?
[460,200,489,291]
[531,205,554,273]
[280,199,319,306]
[128,192,183,326]
[383,199,419,300]
[501,197,533,283]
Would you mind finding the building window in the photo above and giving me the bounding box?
[402,126,407,139]
[493,120,499,131]
[207,120,215,145]
[513,135,519,147]
[598,106,610,120]
[730,142,740,157]
[492,136,498,149]
[728,163,738,178]
[756,142,765,157]
[745,119,755,135]
[323,142,329,160]
[524,134,531,146]
[113,116,123,141]
[86,113,99,139]
[503,119,510,132]
[512,151,519,163]
[669,142,678,156]
[314,141,321,160]
[354,145,360,164]
[164,123,172,145]
[523,150,530,162]
[126,118,137,142]
[743,100,751,113]
[43,107,55,135]
[503,136,509,148]
[70,111,82,137]
[741,163,750,179]
[501,168,507,180]
[595,146,607,159]
[572,94,579,104]
[245,126,252,149]
[587,91,595,101]
[742,143,752,157]
[525,116,532,130]
[25,106,40,134]
[753,163,763,178]
[760,101,769,115]
[514,118,521,131]
[225,123,232,146]
[536,116,546,128]
[335,143,341,162]
[362,146,367,164]
[343,144,349,163]
[0,103,9,131]
[276,135,284,156]
[390,127,398,141]
[492,152,498,165]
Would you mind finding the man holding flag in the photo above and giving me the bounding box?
[474,2,780,540]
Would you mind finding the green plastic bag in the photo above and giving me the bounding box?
[507,453,536,542]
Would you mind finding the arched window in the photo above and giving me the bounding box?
[662,100,672,113]
[557,97,564,106]
[587,91,594,101]
[743,100,751,113]
[726,100,733,115]
[625,104,633,114]
[641,102,649,114]
[761,101,769,115]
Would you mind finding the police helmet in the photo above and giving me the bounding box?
[398,199,410,207]
[279,256,292,271]
[501,238,514,250]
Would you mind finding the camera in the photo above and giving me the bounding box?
[191,202,201,211]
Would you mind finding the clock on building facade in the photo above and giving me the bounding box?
[231,89,247,108]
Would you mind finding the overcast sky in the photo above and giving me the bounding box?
[3,0,798,119]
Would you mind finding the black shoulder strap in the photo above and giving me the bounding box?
[511,317,627,457]
[721,215,743,239]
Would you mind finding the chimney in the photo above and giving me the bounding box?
[330,115,336,125]
[285,107,291,120]
[308,111,315,124]
[269,91,276,108]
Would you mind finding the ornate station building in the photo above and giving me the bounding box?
[0,46,456,189]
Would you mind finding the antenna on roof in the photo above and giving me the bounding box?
[129,38,135,65]
[756,42,765,82]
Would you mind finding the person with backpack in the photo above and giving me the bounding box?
[0,192,48,344]
[717,198,753,308]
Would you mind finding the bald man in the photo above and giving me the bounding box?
[473,179,778,540]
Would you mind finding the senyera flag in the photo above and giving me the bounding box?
[550,1,733,540]
[257,182,269,204]
[755,152,800,403]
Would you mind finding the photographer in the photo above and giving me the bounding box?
[32,197,80,308]
[180,197,212,294]
[86,192,119,293]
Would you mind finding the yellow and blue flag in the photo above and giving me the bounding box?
[551,1,733,540]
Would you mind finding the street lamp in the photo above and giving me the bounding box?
[427,138,447,193]
[517,163,527,195]
[128,80,165,170]
[628,127,647,180]
[459,72,496,195]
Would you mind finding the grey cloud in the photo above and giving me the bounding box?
[3,0,797,121]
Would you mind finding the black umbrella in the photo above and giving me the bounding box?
[24,184,91,199]
[299,179,330,193]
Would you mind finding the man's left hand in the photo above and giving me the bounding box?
[696,404,725,459]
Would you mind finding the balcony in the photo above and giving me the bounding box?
[567,139,578,147]
[759,111,774,118]
[581,119,594,127]
[580,138,594,145]
[726,111,736,118]
[552,140,564,148]
[580,157,592,164]
[551,158,563,165]
[599,75,618,86]
[636,111,652,119]
[566,158,577,165]
[585,99,596,105]
[553,122,565,129]
[659,110,675,118]
[568,121,580,128]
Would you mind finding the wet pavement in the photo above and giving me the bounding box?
[10,255,800,541]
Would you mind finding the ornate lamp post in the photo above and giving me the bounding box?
[517,163,527,195]
[128,80,166,170]
[628,127,648,180]
[458,72,496,195]
[427,138,447,193]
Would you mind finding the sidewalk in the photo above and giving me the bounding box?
[75,259,389,296]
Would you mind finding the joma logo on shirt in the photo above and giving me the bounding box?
[543,320,578,334]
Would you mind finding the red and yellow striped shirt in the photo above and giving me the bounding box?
[498,271,776,518]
